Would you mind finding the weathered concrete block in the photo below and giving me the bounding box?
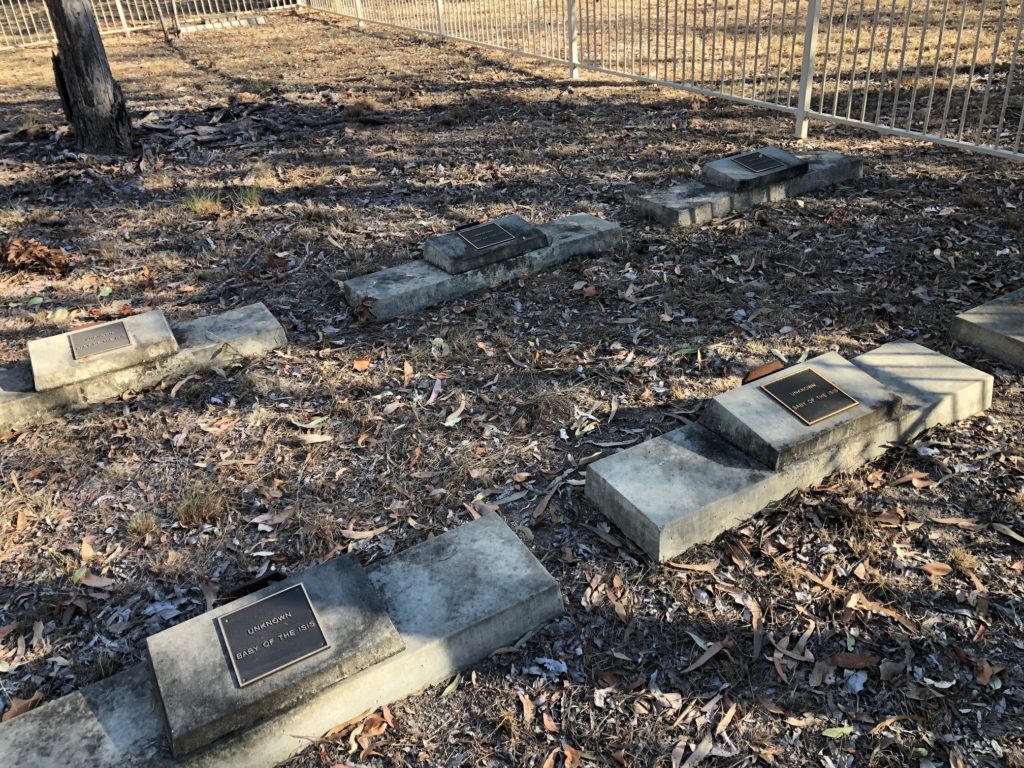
[422,214,549,274]
[342,214,622,321]
[637,151,862,228]
[0,512,564,767]
[950,286,1024,368]
[699,352,901,470]
[0,303,286,432]
[587,344,987,562]
[634,181,735,227]
[586,423,783,561]
[700,146,808,192]
[784,151,863,196]
[28,310,178,391]
[851,340,993,437]
[149,556,404,758]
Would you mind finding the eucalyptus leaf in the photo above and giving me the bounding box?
[821,726,854,739]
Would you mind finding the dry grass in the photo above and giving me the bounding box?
[174,484,226,528]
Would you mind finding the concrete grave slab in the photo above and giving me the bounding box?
[0,511,564,768]
[637,151,862,228]
[635,180,739,228]
[0,303,286,432]
[149,556,404,758]
[343,213,622,321]
[850,340,993,435]
[28,310,178,391]
[950,286,1024,368]
[587,343,989,562]
[700,146,809,192]
[699,352,901,470]
[586,423,785,562]
[422,214,549,274]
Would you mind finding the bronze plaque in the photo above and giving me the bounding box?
[217,583,329,687]
[68,321,132,360]
[457,222,516,250]
[761,369,859,426]
[733,151,786,174]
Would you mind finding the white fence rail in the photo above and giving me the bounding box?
[0,0,298,47]
[3,0,1023,160]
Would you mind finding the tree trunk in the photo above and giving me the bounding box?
[44,0,133,155]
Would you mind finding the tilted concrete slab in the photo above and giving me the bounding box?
[0,303,286,432]
[149,556,404,757]
[29,310,179,392]
[587,344,990,562]
[422,214,549,274]
[950,286,1024,368]
[637,151,862,228]
[700,146,809,192]
[699,352,901,471]
[0,512,563,767]
[342,214,622,321]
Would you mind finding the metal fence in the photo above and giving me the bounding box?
[3,0,1023,160]
[0,0,298,47]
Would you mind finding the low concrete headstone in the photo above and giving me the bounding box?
[423,214,550,274]
[28,310,179,391]
[700,146,809,192]
[343,214,622,321]
[0,511,563,768]
[637,151,862,228]
[0,303,286,432]
[587,342,992,562]
[699,352,901,470]
[950,286,1024,368]
[148,556,404,757]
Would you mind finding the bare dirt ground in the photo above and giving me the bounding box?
[1,12,1023,767]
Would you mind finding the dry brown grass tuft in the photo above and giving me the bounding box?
[949,546,982,574]
[127,511,159,539]
[174,484,226,528]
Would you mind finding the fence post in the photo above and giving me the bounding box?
[794,0,822,139]
[168,0,180,34]
[566,0,579,78]
[353,0,363,26]
[434,0,444,36]
[112,0,131,37]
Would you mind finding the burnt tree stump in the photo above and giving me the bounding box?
[44,0,133,155]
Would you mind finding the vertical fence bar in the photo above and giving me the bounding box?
[974,0,1009,144]
[956,0,988,141]
[353,0,363,25]
[567,0,580,76]
[794,0,822,137]
[113,0,131,35]
[434,0,443,35]
[39,0,57,40]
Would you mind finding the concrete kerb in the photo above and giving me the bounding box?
[0,511,564,768]
[0,303,286,432]
[341,213,623,321]
[586,342,992,562]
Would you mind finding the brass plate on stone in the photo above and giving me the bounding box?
[68,321,132,360]
[217,583,330,688]
[732,151,787,174]
[457,222,516,250]
[761,368,859,426]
